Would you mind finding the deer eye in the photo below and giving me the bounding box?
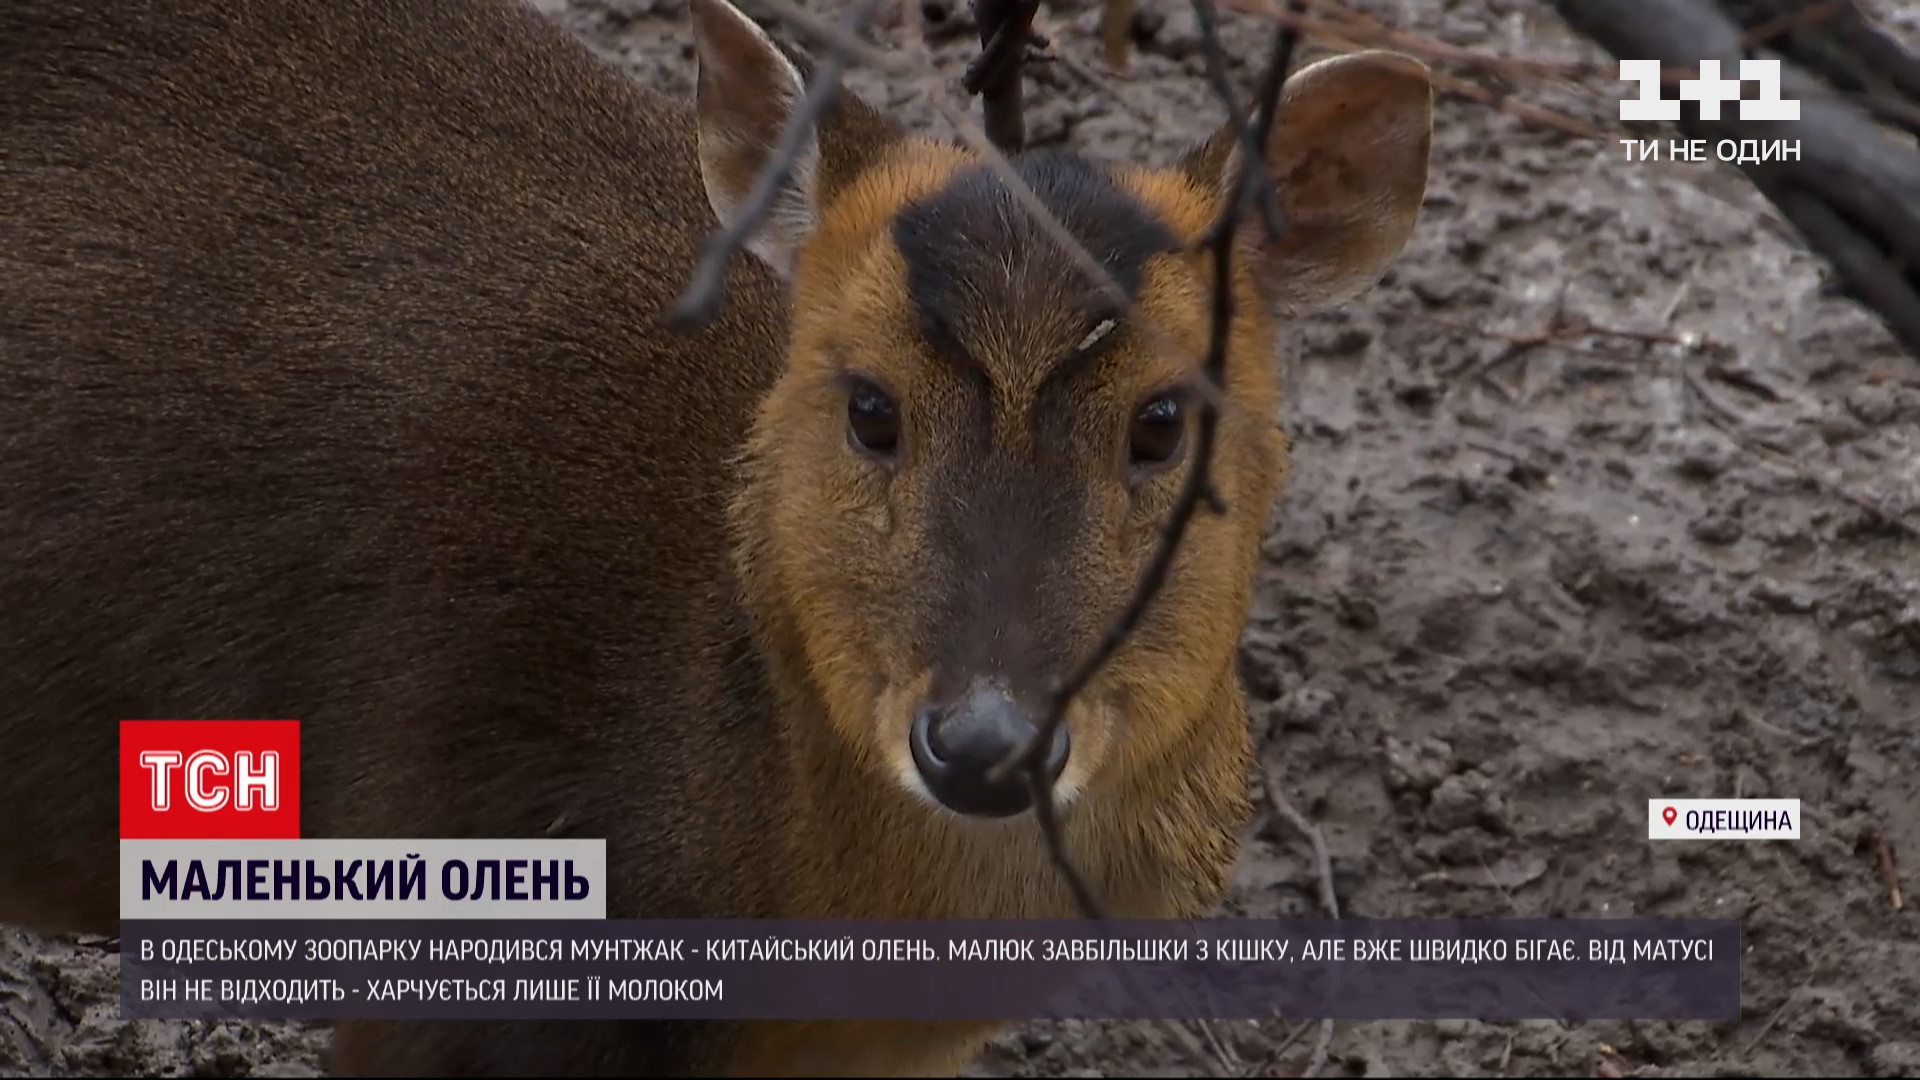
[1127,392,1187,474]
[846,379,900,459]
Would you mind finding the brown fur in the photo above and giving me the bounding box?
[0,0,1432,1074]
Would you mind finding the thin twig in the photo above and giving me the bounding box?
[1677,345,1918,538]
[902,4,1117,924]
[1423,65,1606,140]
[1233,11,1303,248]
[670,0,886,327]
[1190,0,1289,241]
[1867,827,1905,911]
[1244,1017,1312,1076]
[706,0,1312,951]
[931,97,1242,420]
[757,0,918,72]
[1222,0,1605,82]
[1047,44,1162,126]
[891,0,1269,428]
[1101,0,1135,72]
[967,0,1042,150]
[1740,0,1847,48]
[986,24,1306,897]
[1260,778,1338,917]
[1195,1017,1242,1074]
[1739,978,1813,1055]
[1224,0,1616,140]
[1411,306,1724,380]
[1285,20,1607,140]
[1259,730,1339,1078]
[1301,1014,1336,1075]
[891,14,1297,970]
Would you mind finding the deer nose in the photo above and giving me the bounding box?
[909,683,1070,818]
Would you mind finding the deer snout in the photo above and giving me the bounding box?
[908,682,1070,819]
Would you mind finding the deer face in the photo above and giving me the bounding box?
[691,0,1432,820]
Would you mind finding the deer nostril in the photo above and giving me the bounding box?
[910,705,947,764]
[908,684,1071,819]
[923,707,955,762]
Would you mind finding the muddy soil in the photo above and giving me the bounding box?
[4,0,1916,1076]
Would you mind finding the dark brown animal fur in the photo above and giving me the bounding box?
[0,0,1433,1074]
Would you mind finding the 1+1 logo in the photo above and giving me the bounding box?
[1615,59,1801,165]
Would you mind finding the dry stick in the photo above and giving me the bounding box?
[1237,1,1624,140]
[759,0,1255,425]
[1259,762,1339,1079]
[927,115,1168,921]
[942,10,1308,1003]
[1676,348,1919,538]
[1437,306,1917,533]
[1190,0,1289,241]
[1046,44,1162,126]
[1319,1,1604,82]
[933,105,1254,417]
[756,0,918,72]
[732,0,1291,938]
[1739,0,1848,48]
[1226,3,1611,140]
[988,52,1310,1069]
[1246,1017,1313,1076]
[1408,309,1707,378]
[903,134,1257,1068]
[756,0,1181,326]
[917,21,1259,1047]
[1423,66,1608,140]
[1739,977,1814,1056]
[1101,0,1135,72]
[966,0,1042,150]
[1223,0,1604,82]
[987,20,1307,893]
[669,0,886,327]
[1868,827,1906,912]
[1322,28,1608,140]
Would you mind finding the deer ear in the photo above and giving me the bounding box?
[688,0,818,277]
[688,0,897,279]
[1202,50,1434,317]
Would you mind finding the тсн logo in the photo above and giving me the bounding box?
[119,720,301,840]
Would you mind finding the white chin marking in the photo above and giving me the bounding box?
[891,752,939,808]
[1047,773,1084,809]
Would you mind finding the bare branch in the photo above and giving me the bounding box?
[1101,0,1136,72]
[967,0,1042,151]
[1223,0,1613,140]
[1191,0,1290,242]
[988,19,1305,924]
[757,0,919,71]
[1221,0,1601,82]
[931,99,1250,420]
[1259,732,1339,1079]
[1046,41,1161,126]
[669,0,887,328]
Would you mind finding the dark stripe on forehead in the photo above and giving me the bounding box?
[889,150,1179,367]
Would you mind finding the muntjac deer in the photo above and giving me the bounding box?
[0,0,1432,1073]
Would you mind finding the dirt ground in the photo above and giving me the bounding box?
[3,0,1916,1075]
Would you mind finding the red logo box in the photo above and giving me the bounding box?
[119,720,301,840]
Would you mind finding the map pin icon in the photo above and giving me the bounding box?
[1662,806,1677,826]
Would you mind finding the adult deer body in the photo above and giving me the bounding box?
[0,0,1432,1074]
